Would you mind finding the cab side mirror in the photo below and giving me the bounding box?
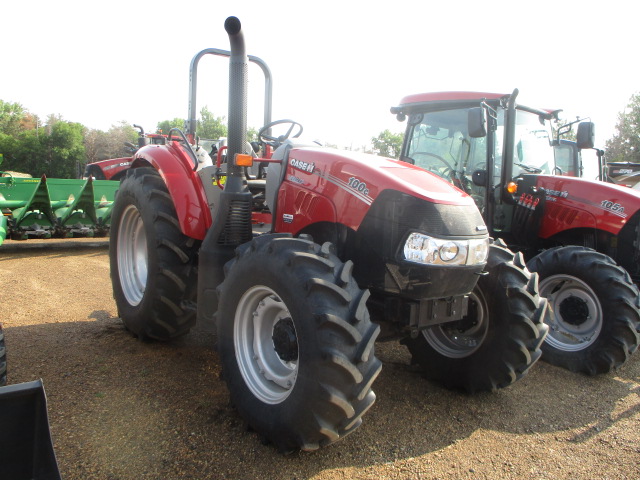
[472,169,488,186]
[468,108,487,138]
[576,122,595,150]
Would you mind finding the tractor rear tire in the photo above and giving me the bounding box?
[527,246,640,374]
[0,324,6,386]
[403,240,548,393]
[109,167,199,341]
[216,234,382,452]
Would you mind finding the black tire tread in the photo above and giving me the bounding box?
[527,246,640,374]
[110,167,199,341]
[216,234,381,452]
[404,242,548,393]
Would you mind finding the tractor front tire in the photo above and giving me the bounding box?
[527,246,640,374]
[216,234,382,452]
[109,167,199,340]
[403,240,548,393]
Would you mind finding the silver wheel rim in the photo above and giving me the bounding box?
[234,285,298,404]
[117,204,148,306]
[539,274,602,351]
[423,291,488,358]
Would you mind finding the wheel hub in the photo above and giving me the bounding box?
[117,204,148,306]
[272,317,298,362]
[423,290,488,358]
[558,295,590,326]
[539,274,602,351]
[233,287,298,404]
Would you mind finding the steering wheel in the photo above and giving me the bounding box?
[412,152,456,182]
[258,119,303,148]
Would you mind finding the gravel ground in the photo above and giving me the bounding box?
[1,239,639,480]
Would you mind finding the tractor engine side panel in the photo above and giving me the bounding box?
[534,175,640,239]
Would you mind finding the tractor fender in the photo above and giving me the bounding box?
[131,143,211,240]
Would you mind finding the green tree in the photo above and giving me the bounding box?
[0,100,27,137]
[371,129,404,158]
[605,93,640,163]
[197,106,227,139]
[1,120,86,178]
[156,117,185,136]
[43,121,86,178]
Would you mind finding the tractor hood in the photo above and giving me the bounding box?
[289,147,476,206]
[530,175,640,237]
[273,146,484,235]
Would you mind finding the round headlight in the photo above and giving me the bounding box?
[439,242,459,262]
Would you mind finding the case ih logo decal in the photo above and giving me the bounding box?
[600,200,627,218]
[543,188,569,202]
[104,161,131,171]
[289,158,373,205]
[290,158,315,173]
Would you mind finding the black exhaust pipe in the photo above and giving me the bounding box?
[196,16,253,330]
[224,16,248,186]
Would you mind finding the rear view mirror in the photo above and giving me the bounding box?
[576,122,595,150]
[468,108,487,138]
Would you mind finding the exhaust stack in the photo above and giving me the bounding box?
[224,16,248,185]
[196,17,254,330]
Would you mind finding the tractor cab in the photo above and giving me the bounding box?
[393,90,595,243]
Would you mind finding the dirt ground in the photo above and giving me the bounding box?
[1,239,639,480]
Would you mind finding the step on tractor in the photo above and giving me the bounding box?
[391,90,640,375]
[108,18,547,452]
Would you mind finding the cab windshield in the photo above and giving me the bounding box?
[405,107,555,192]
[510,111,555,175]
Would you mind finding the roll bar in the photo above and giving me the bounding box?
[185,49,273,142]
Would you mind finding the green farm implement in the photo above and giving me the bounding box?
[0,174,118,245]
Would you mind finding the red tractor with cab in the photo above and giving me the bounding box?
[108,19,547,452]
[392,89,640,375]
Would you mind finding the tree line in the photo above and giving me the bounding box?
[0,102,231,178]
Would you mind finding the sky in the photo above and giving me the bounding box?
[2,0,638,150]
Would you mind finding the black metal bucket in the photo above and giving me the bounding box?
[0,379,61,480]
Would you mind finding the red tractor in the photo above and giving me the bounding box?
[391,90,640,375]
[83,125,171,181]
[108,19,547,452]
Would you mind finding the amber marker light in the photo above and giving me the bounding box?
[235,153,253,167]
[506,181,518,194]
